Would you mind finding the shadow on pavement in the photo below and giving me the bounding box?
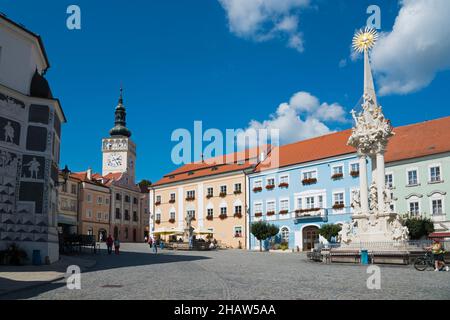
[0,248,211,300]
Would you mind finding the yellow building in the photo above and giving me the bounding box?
[150,148,266,249]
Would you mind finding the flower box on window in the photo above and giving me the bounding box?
[234,190,242,195]
[302,178,317,185]
[266,185,275,190]
[186,197,195,201]
[206,215,213,221]
[155,220,161,224]
[332,203,345,210]
[169,199,176,204]
[278,182,289,188]
[295,208,321,214]
[234,212,242,218]
[234,233,242,238]
[155,201,161,206]
[190,217,196,221]
[253,187,263,192]
[169,218,175,224]
[219,192,227,198]
[255,212,263,218]
[219,214,227,220]
[266,211,275,216]
[206,194,213,199]
[331,173,344,180]
[279,210,289,215]
[350,171,360,178]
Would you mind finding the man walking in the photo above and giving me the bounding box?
[106,234,113,255]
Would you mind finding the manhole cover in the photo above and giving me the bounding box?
[101,284,123,288]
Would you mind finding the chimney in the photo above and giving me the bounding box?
[87,167,92,180]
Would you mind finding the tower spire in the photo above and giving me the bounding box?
[363,49,378,109]
[109,87,132,138]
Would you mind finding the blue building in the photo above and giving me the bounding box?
[246,130,371,251]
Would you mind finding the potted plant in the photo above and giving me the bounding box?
[219,192,227,198]
[265,185,275,190]
[266,211,275,216]
[186,196,195,201]
[169,218,175,224]
[350,171,360,177]
[234,190,242,195]
[332,203,345,210]
[253,187,263,192]
[169,199,176,204]
[234,212,242,218]
[219,213,227,220]
[302,178,317,185]
[206,194,213,199]
[155,201,161,206]
[206,215,213,221]
[255,212,263,218]
[279,210,289,215]
[155,219,161,224]
[331,173,344,180]
[278,182,289,188]
[6,243,27,266]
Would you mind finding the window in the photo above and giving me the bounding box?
[187,190,195,199]
[385,173,394,188]
[234,183,242,193]
[303,170,317,180]
[86,209,92,218]
[156,195,161,203]
[254,180,262,189]
[267,178,275,186]
[125,228,128,239]
[350,163,360,173]
[106,198,109,204]
[115,208,121,219]
[220,207,227,215]
[234,226,243,238]
[155,213,161,221]
[97,196,103,204]
[170,193,176,201]
[86,193,92,203]
[254,203,262,214]
[133,211,138,221]
[116,193,121,201]
[306,197,315,209]
[407,170,418,186]
[334,192,344,205]
[430,166,442,183]
[333,166,343,175]
[281,227,289,243]
[432,199,443,215]
[318,195,324,208]
[234,205,242,215]
[266,201,275,213]
[207,187,213,197]
[280,199,289,211]
[61,183,67,193]
[187,210,196,219]
[133,197,138,205]
[279,175,289,184]
[220,185,227,194]
[87,228,93,236]
[124,210,130,220]
[207,208,214,217]
[409,202,420,215]
[170,211,176,220]
[125,195,130,203]
[97,212,102,220]
[296,197,302,209]
[71,184,77,195]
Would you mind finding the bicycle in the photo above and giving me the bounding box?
[414,251,435,271]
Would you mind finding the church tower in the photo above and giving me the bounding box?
[102,89,136,181]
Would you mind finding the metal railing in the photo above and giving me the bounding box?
[319,240,450,251]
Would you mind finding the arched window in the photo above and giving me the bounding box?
[281,227,289,243]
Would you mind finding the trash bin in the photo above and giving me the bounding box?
[32,250,42,266]
[361,249,369,265]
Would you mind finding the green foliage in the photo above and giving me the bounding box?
[138,179,152,190]
[404,216,435,240]
[318,224,342,242]
[280,242,289,251]
[4,243,27,266]
[250,221,280,251]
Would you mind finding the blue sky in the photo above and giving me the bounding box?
[2,0,449,183]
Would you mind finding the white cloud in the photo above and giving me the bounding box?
[218,0,310,52]
[237,91,348,148]
[371,0,450,95]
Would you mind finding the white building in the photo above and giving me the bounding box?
[0,14,66,263]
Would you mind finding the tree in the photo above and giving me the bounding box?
[318,224,342,242]
[138,179,152,191]
[404,216,435,240]
[250,221,280,252]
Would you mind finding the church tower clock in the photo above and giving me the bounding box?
[102,89,136,182]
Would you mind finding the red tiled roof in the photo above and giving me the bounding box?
[153,146,269,187]
[255,116,450,172]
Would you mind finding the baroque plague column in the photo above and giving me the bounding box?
[340,28,408,244]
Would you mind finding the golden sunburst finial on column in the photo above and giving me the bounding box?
[352,27,378,53]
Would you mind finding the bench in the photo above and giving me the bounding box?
[330,250,361,263]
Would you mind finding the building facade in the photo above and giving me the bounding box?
[0,15,66,263]
[57,174,80,236]
[248,131,362,251]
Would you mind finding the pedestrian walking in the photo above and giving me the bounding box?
[114,237,120,255]
[148,236,153,250]
[106,234,113,255]
[153,237,158,254]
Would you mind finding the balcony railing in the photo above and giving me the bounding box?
[431,213,447,222]
[295,208,326,219]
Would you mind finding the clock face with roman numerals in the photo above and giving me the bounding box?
[107,153,123,168]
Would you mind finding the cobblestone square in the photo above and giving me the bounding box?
[2,243,450,300]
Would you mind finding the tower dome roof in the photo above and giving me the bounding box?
[109,88,132,138]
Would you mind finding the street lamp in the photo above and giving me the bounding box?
[56,164,71,186]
